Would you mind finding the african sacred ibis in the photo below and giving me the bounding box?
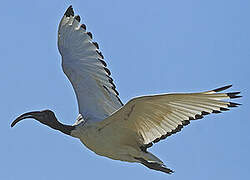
[11,6,241,174]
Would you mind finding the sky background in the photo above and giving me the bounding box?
[1,0,249,179]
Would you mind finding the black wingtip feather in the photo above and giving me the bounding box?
[153,138,161,143]
[96,51,104,59]
[104,67,111,75]
[220,107,230,111]
[171,125,182,134]
[195,114,203,119]
[189,117,195,120]
[81,24,86,30]
[212,85,232,92]
[212,110,222,113]
[227,92,241,99]
[201,111,210,115]
[182,120,190,125]
[112,88,119,96]
[145,143,153,149]
[93,42,99,49]
[87,32,93,39]
[228,102,241,107]
[65,5,74,17]
[99,59,107,67]
[75,15,80,22]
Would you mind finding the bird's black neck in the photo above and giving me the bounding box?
[54,122,76,135]
[41,119,75,136]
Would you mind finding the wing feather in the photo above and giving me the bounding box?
[58,6,123,122]
[100,85,241,150]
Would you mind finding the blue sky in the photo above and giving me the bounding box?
[1,0,249,179]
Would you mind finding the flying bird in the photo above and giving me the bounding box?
[11,6,241,174]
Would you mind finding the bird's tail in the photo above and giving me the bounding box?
[135,156,174,174]
[135,152,174,174]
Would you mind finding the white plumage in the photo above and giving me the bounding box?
[12,6,241,174]
[58,9,123,122]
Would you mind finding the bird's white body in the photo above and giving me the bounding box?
[72,122,140,162]
[71,119,160,163]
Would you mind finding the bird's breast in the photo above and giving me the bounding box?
[71,122,140,161]
[71,123,116,155]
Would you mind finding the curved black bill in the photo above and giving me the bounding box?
[11,111,42,127]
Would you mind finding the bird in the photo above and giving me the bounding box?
[11,5,242,174]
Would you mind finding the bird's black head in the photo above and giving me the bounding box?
[11,109,57,128]
[11,109,75,135]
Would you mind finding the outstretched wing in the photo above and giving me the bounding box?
[100,85,241,151]
[58,6,123,122]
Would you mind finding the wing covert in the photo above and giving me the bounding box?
[58,6,123,122]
